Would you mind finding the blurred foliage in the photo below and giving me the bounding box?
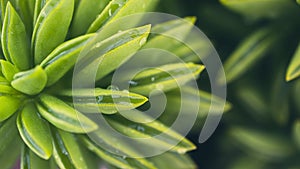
[158,0,300,168]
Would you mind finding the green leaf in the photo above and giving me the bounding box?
[52,129,92,169]
[0,116,21,169]
[229,127,294,158]
[33,0,47,26]
[40,33,95,86]
[81,136,157,169]
[219,26,279,84]
[21,146,49,169]
[149,153,196,169]
[69,0,110,37]
[16,0,35,35]
[0,115,18,154]
[0,83,22,95]
[142,17,198,65]
[0,59,19,82]
[165,87,231,118]
[11,65,47,95]
[106,113,196,153]
[220,0,297,21]
[32,0,74,64]
[58,88,148,114]
[286,43,300,81]
[17,103,53,159]
[37,94,98,133]
[78,25,150,82]
[2,2,31,70]
[293,120,300,149]
[87,0,158,33]
[129,62,205,95]
[0,95,21,121]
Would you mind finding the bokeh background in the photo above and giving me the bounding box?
[157,0,300,168]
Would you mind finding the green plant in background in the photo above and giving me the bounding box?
[0,0,230,168]
[159,0,300,168]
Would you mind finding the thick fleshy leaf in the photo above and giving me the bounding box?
[32,0,74,64]
[81,136,157,169]
[87,0,158,33]
[0,59,19,82]
[149,153,196,169]
[129,63,205,95]
[229,127,294,158]
[219,26,279,84]
[106,113,196,153]
[40,34,95,86]
[37,94,98,133]
[286,43,300,81]
[21,146,49,169]
[78,25,151,82]
[16,0,35,35]
[17,103,53,159]
[142,17,198,65]
[52,129,91,169]
[69,0,110,37]
[58,88,148,114]
[0,115,18,154]
[293,120,300,149]
[166,87,231,118]
[2,2,31,70]
[33,0,47,25]
[270,67,289,125]
[0,83,22,95]
[11,65,47,95]
[220,0,297,21]
[0,116,21,169]
[0,95,21,121]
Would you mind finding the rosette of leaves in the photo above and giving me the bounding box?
[0,0,224,168]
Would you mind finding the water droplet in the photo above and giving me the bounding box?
[136,125,145,132]
[151,77,155,82]
[108,9,112,16]
[62,149,69,156]
[122,155,127,159]
[107,85,119,91]
[139,37,147,46]
[96,95,103,103]
[128,80,138,86]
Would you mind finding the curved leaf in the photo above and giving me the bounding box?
[16,0,35,35]
[0,59,19,82]
[32,0,74,64]
[21,146,49,169]
[81,136,156,169]
[17,103,53,159]
[78,25,151,83]
[0,95,21,121]
[286,43,300,81]
[33,0,47,25]
[2,2,31,70]
[106,114,196,153]
[37,94,98,133]
[69,0,110,37]
[41,33,95,86]
[87,0,158,33]
[52,129,92,169]
[58,88,148,114]
[219,26,279,84]
[220,0,297,21]
[129,62,205,95]
[229,127,294,158]
[11,65,47,95]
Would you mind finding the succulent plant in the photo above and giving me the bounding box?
[0,0,232,168]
